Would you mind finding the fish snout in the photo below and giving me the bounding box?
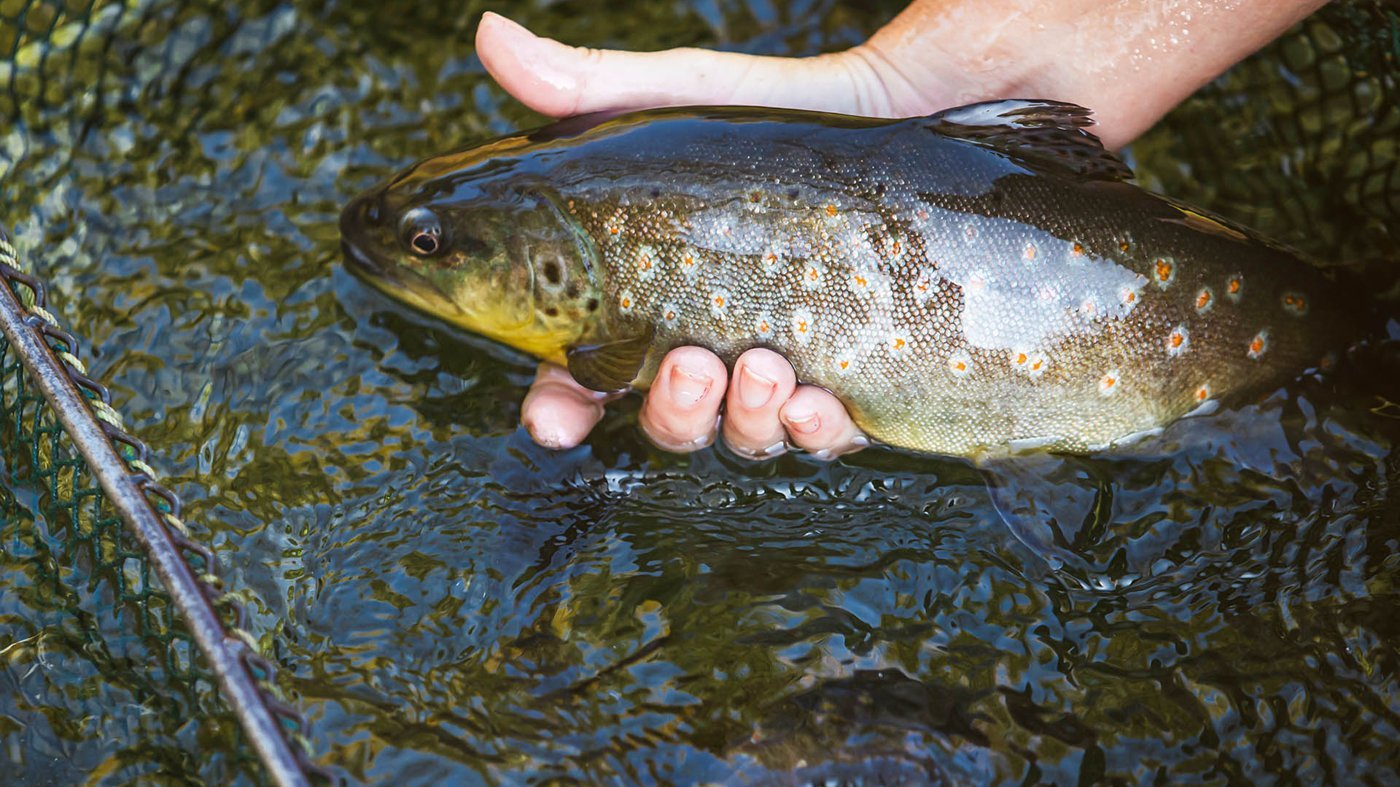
[340,191,390,277]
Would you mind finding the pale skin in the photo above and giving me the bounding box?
[477,0,1327,458]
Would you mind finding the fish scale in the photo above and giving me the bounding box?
[340,101,1368,458]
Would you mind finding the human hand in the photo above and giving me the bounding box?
[478,0,1326,457]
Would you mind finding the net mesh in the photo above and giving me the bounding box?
[1133,0,1400,286]
[0,230,316,784]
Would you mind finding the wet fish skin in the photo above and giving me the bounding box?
[339,101,1368,458]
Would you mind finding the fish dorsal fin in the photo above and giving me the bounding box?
[566,325,655,393]
[926,100,1132,182]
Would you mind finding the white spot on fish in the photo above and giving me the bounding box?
[912,266,939,305]
[759,240,786,274]
[679,249,702,279]
[947,350,973,379]
[635,245,657,280]
[1247,328,1270,360]
[833,350,856,376]
[709,289,730,320]
[801,261,825,290]
[1166,324,1190,357]
[848,268,881,297]
[1010,349,1047,378]
[754,313,775,340]
[1195,287,1214,314]
[660,302,681,328]
[1153,257,1176,288]
[618,289,636,315]
[887,334,909,356]
[964,271,988,295]
[1226,274,1244,303]
[1098,370,1121,396]
[791,308,815,345]
[1118,282,1142,311]
[1077,295,1101,319]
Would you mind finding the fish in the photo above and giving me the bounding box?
[339,100,1370,459]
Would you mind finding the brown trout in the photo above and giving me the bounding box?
[339,101,1367,458]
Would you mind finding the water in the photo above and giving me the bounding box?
[1,0,1398,782]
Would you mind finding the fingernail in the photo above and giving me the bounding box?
[737,365,777,409]
[851,434,870,448]
[669,365,712,408]
[783,407,820,435]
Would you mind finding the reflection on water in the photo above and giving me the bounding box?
[1,0,1397,783]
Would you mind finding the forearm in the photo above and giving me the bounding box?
[861,0,1329,148]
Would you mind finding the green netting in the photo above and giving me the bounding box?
[1136,0,1400,287]
[0,234,315,784]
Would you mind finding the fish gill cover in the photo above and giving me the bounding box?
[1,0,1399,784]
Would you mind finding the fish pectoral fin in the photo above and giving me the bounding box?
[978,453,1111,575]
[566,327,654,393]
[925,99,1132,182]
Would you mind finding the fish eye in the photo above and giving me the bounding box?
[400,208,444,257]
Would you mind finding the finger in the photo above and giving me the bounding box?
[639,347,727,452]
[778,385,869,459]
[521,363,618,450]
[721,348,797,459]
[474,12,883,119]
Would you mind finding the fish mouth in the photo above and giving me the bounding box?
[339,192,388,278]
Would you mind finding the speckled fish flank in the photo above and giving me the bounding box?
[340,101,1368,458]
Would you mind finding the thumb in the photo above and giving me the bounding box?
[475,12,892,118]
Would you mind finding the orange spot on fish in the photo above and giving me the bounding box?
[1098,371,1120,396]
[854,275,868,288]
[1119,241,1131,253]
[947,351,972,378]
[1071,242,1085,256]
[824,204,838,217]
[1016,352,1028,365]
[1226,275,1243,302]
[1023,244,1037,261]
[1195,385,1211,402]
[1167,324,1190,357]
[1281,292,1308,316]
[1154,257,1176,287]
[1195,287,1213,313]
[839,360,850,370]
[1247,329,1269,360]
